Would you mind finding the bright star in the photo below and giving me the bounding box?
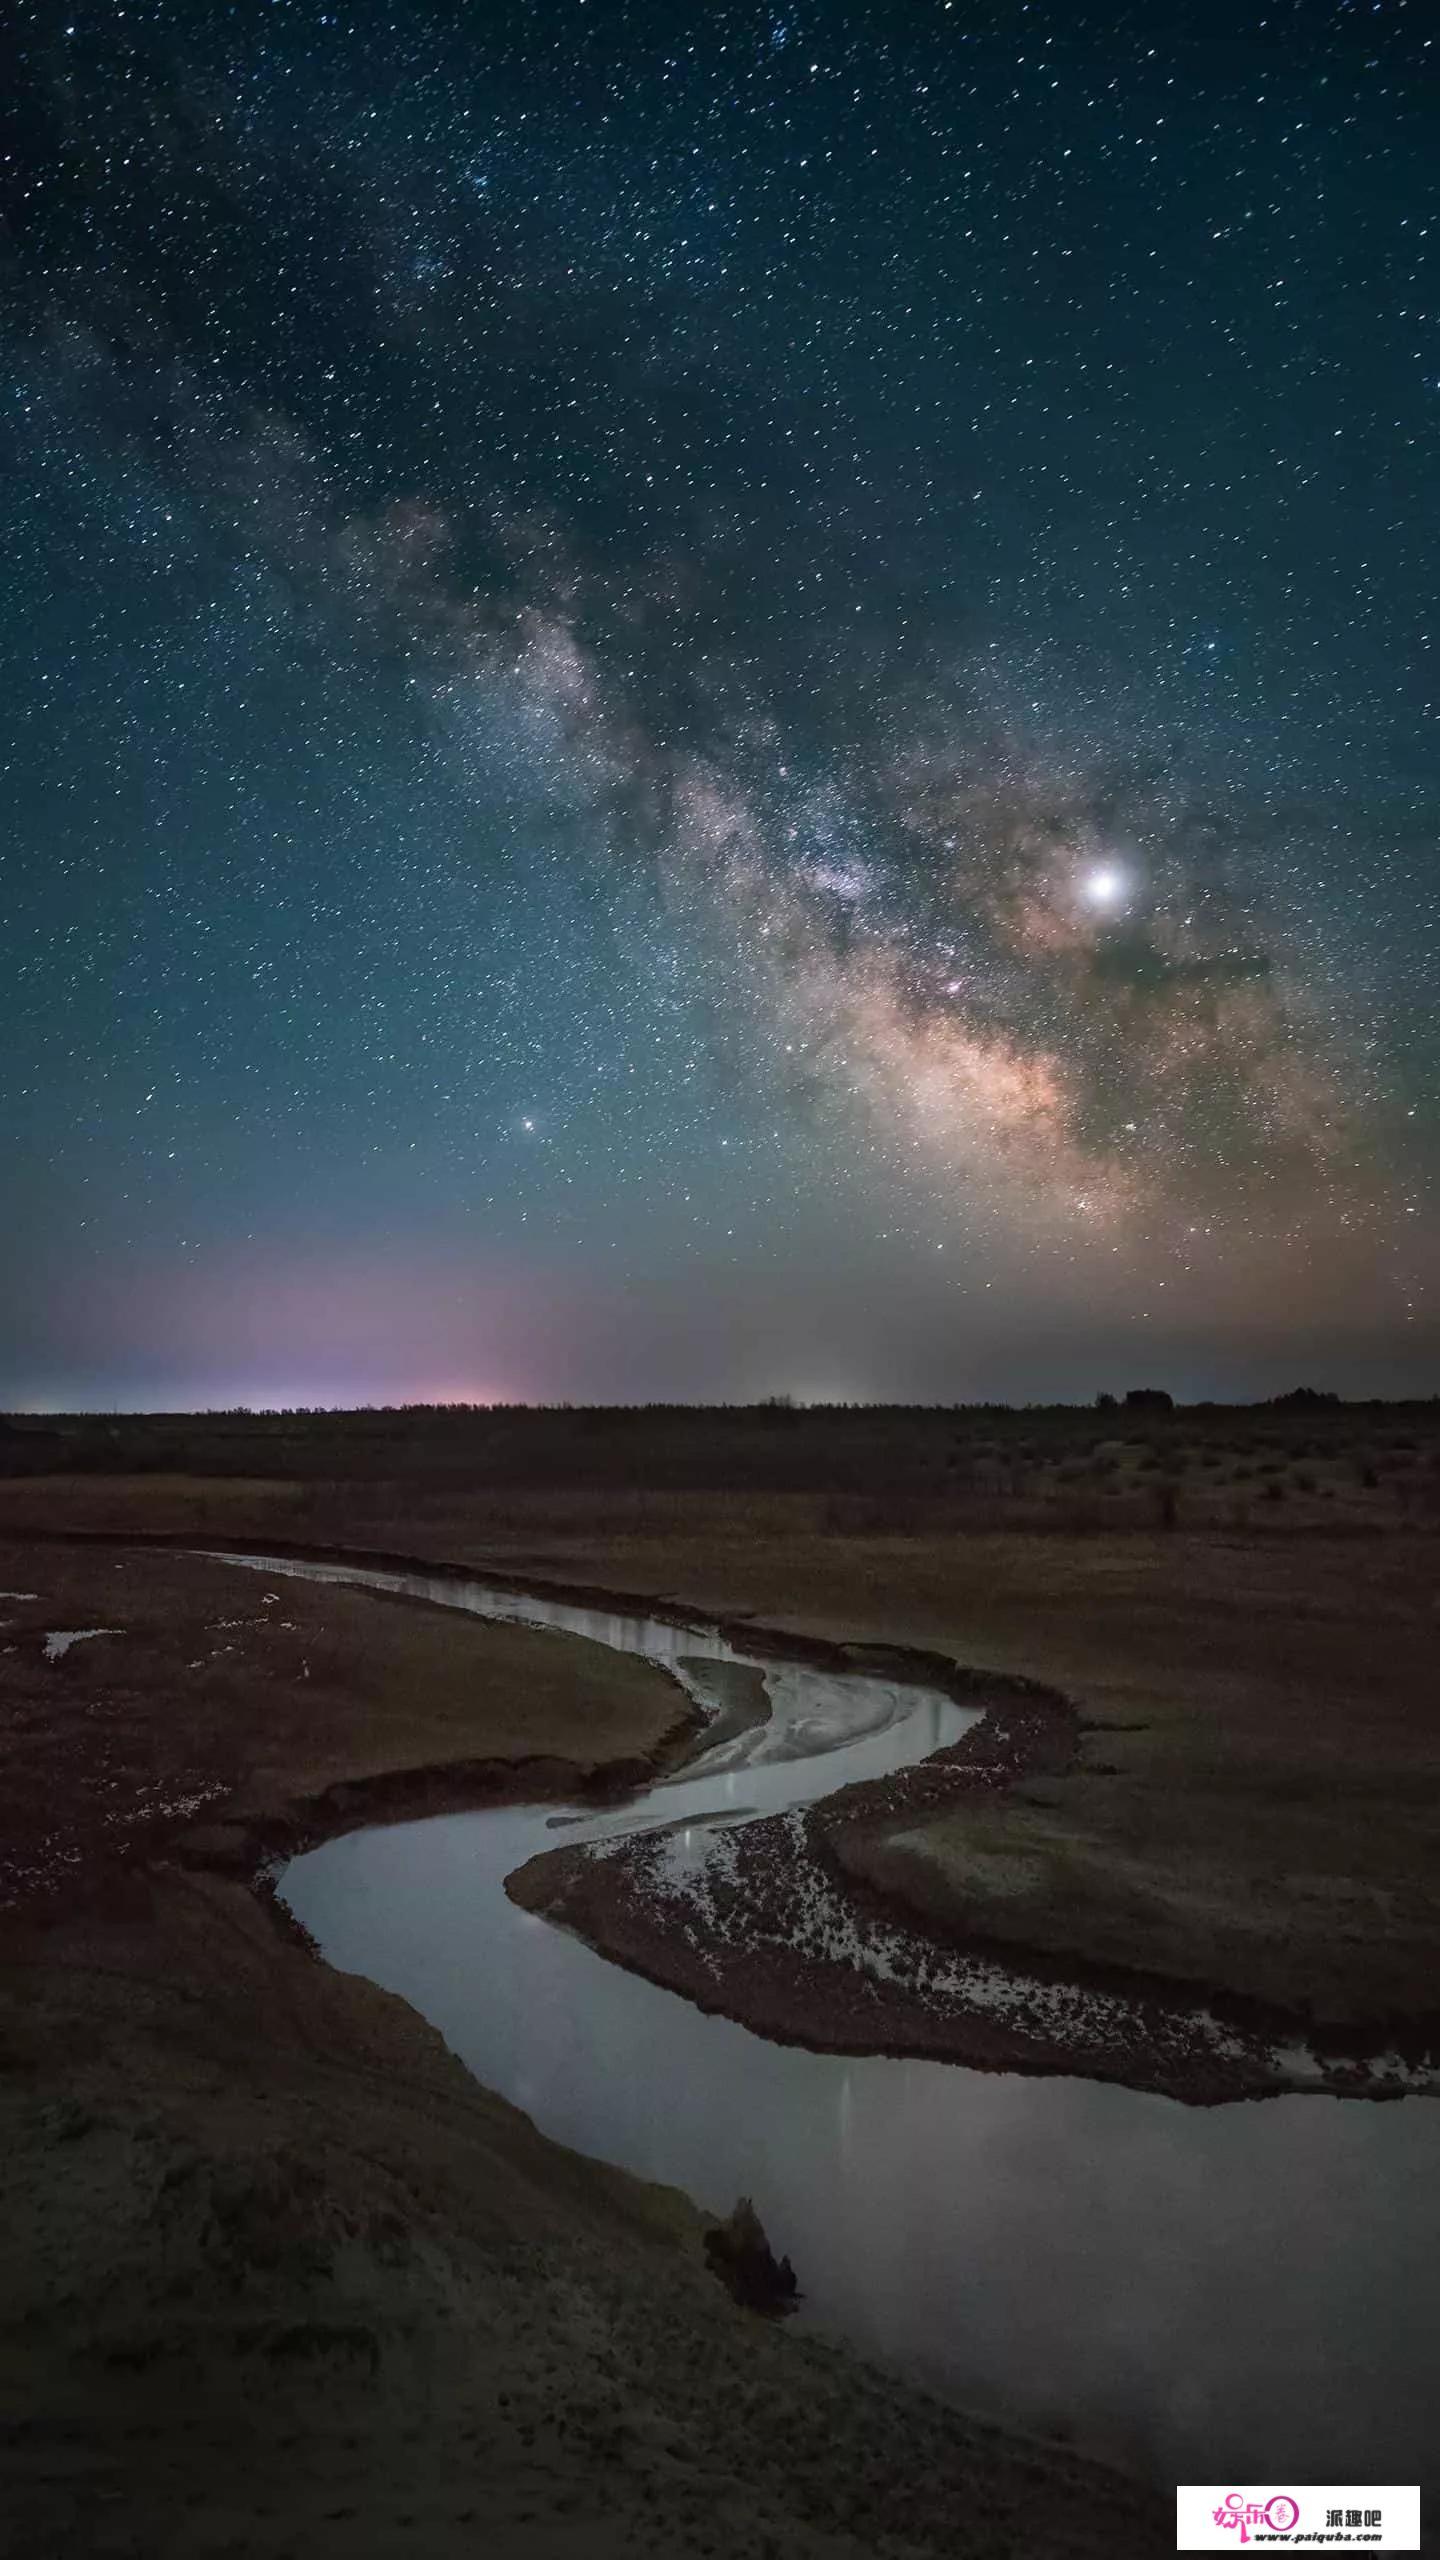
[1082,864,1129,911]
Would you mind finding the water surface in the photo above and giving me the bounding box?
[226,1554,1439,2490]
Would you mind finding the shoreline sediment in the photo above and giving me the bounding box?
[7,1525,1436,2102]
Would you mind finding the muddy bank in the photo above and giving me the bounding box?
[13,1519,1016,1691]
[3,1865,1172,2560]
[23,1526,1429,2105]
[0,1537,697,1919]
[509,1688,1438,2106]
[35,1517,1438,2046]
[185,1729,703,1883]
[0,1534,1169,2557]
[16,1528,1432,2101]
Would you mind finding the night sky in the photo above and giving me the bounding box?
[3,0,1436,1408]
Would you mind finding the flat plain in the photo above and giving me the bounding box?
[2,1398,1436,2556]
[6,1398,1435,2023]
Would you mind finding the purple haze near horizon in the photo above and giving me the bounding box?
[4,2,1436,1404]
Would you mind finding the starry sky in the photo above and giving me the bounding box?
[2,0,1436,1408]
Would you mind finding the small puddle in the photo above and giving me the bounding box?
[213,1552,1439,2496]
[42,1628,116,1662]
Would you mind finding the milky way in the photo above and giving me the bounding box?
[2,0,1435,1403]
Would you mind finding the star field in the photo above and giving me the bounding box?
[1,0,1435,1404]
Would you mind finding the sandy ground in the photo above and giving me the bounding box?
[0,1535,1168,2557]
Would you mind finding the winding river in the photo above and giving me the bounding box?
[216,1552,1440,2496]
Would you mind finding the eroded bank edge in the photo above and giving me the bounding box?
[9,1528,1438,2104]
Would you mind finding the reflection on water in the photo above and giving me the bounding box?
[285,1806,1440,2488]
[220,1555,1440,2492]
[212,1551,976,1809]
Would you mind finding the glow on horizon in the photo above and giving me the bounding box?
[6,1381,518,1415]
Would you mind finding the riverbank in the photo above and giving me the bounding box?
[0,1540,693,1913]
[507,1673,1433,2105]
[0,1534,1167,2557]
[7,1468,1435,2032]
[13,1523,1436,2107]
[7,1868,1172,2557]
